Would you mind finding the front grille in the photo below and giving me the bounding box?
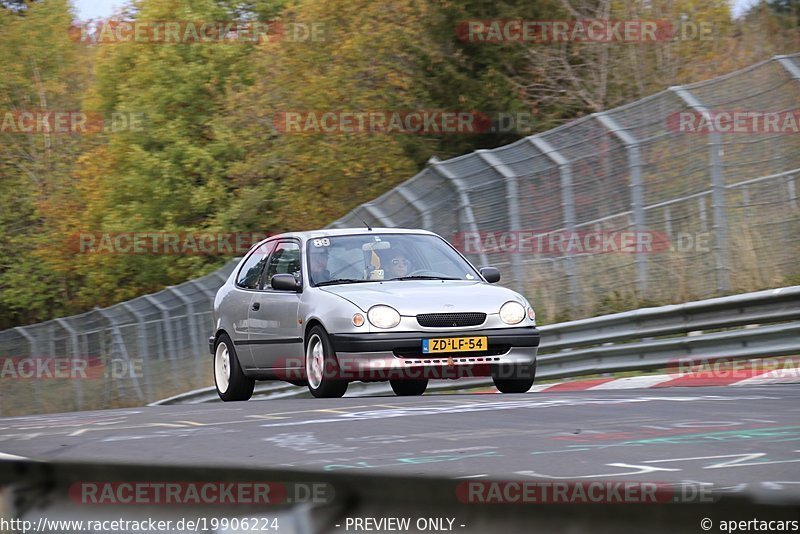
[416,312,487,328]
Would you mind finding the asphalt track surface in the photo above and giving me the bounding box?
[1,384,800,497]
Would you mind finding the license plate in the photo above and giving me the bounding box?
[422,336,488,353]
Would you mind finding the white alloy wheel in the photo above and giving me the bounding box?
[306,333,325,389]
[214,342,231,394]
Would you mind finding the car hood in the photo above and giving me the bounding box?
[320,280,524,314]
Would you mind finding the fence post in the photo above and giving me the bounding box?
[191,280,217,302]
[775,55,800,81]
[528,136,580,310]
[476,149,525,294]
[121,302,153,402]
[699,196,708,232]
[361,204,396,228]
[776,57,800,213]
[96,307,144,402]
[664,207,672,238]
[670,86,731,293]
[594,112,648,297]
[13,327,42,412]
[396,184,433,230]
[144,295,180,388]
[428,156,490,269]
[168,286,204,385]
[190,279,218,358]
[55,319,82,411]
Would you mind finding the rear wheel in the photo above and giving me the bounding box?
[305,326,348,398]
[390,379,428,396]
[214,334,255,401]
[492,362,536,394]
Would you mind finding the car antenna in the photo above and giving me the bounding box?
[359,217,372,231]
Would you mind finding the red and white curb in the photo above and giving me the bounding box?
[475,359,800,393]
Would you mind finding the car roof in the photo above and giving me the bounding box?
[267,228,438,242]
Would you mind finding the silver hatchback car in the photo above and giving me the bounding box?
[209,228,539,399]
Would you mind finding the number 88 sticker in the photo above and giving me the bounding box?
[313,238,330,247]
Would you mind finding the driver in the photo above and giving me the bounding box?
[308,247,331,284]
[387,251,411,278]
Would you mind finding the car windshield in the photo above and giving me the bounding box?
[306,233,480,286]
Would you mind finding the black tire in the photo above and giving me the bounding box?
[214,333,255,401]
[492,361,536,394]
[390,379,428,396]
[305,325,348,398]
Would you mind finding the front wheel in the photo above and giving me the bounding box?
[214,334,255,401]
[305,326,348,398]
[492,362,536,394]
[390,379,428,396]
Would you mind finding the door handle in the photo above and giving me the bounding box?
[251,302,260,311]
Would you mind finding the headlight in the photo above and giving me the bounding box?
[499,301,525,325]
[367,305,401,329]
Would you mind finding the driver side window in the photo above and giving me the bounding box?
[262,242,301,289]
[235,241,275,290]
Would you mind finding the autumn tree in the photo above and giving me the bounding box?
[68,0,275,306]
[0,0,87,327]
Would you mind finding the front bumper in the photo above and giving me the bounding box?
[328,327,539,377]
[329,326,539,353]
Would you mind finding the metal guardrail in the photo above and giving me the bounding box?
[540,286,800,349]
[156,286,800,404]
[536,286,800,380]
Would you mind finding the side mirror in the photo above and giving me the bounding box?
[480,267,501,283]
[271,274,301,291]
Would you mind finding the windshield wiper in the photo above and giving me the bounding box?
[315,278,372,286]
[390,275,461,281]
